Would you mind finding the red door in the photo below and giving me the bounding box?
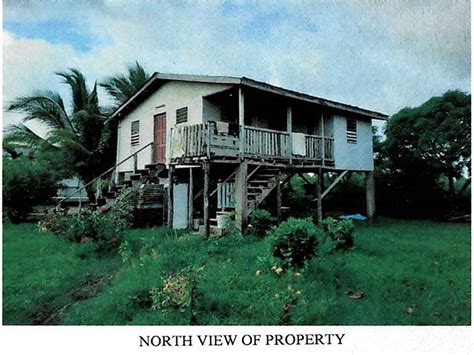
[154,113,166,163]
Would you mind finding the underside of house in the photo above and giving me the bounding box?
[105,73,387,236]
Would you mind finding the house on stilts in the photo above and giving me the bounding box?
[105,73,388,236]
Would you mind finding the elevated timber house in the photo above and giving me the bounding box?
[108,73,388,236]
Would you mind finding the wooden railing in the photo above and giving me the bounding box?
[304,135,334,161]
[171,123,208,158]
[170,122,334,163]
[324,137,334,161]
[244,126,289,158]
[305,135,323,159]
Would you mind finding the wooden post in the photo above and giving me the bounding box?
[239,87,245,159]
[133,153,138,173]
[287,106,293,164]
[78,180,82,211]
[188,167,194,229]
[203,162,210,237]
[366,171,376,222]
[316,167,323,224]
[150,143,155,164]
[167,165,175,228]
[95,178,101,201]
[320,112,325,165]
[235,162,248,232]
[276,177,282,222]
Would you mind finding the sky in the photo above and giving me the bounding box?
[2,0,471,132]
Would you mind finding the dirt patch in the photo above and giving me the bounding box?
[29,270,119,325]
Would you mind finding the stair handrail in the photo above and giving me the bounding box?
[55,142,154,209]
[210,168,238,198]
[247,165,261,181]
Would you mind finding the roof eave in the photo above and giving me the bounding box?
[240,77,388,121]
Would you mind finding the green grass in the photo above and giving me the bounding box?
[3,218,470,325]
[2,223,121,325]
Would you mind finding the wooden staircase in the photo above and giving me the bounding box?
[97,164,166,226]
[208,166,286,233]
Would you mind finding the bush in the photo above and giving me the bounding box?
[51,209,124,254]
[321,217,355,251]
[40,188,135,254]
[3,157,61,223]
[249,209,276,238]
[268,218,322,269]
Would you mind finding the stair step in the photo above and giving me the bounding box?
[130,174,142,180]
[105,191,117,198]
[254,174,277,178]
[260,169,280,173]
[249,180,269,184]
[144,164,160,171]
[135,169,150,175]
[216,210,234,215]
[248,186,263,191]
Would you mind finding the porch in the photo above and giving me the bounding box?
[170,121,334,166]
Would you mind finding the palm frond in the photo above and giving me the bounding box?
[56,68,89,113]
[100,61,151,105]
[7,91,74,131]
[3,123,49,149]
[47,128,91,157]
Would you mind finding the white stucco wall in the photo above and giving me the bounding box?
[333,115,374,171]
[116,81,232,173]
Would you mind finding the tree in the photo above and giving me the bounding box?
[4,69,115,203]
[3,156,62,223]
[100,61,151,106]
[381,90,471,215]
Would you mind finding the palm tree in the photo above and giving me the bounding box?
[4,69,115,203]
[100,61,151,106]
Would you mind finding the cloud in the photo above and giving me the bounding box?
[2,0,470,132]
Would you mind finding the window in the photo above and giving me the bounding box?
[176,107,188,124]
[346,118,357,144]
[131,120,140,146]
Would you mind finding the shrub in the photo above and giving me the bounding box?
[41,188,135,254]
[249,209,276,238]
[151,273,192,312]
[3,157,61,223]
[268,218,322,269]
[37,212,64,234]
[321,217,355,251]
[53,209,124,254]
[110,187,136,228]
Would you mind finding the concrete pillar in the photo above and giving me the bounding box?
[366,170,376,221]
[235,162,248,232]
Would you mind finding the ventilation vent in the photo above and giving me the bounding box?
[346,118,357,144]
[131,120,140,146]
[176,107,188,124]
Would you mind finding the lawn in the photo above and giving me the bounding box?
[2,218,470,325]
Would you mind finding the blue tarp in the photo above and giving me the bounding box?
[339,213,367,221]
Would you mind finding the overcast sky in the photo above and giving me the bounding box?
[2,0,471,131]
